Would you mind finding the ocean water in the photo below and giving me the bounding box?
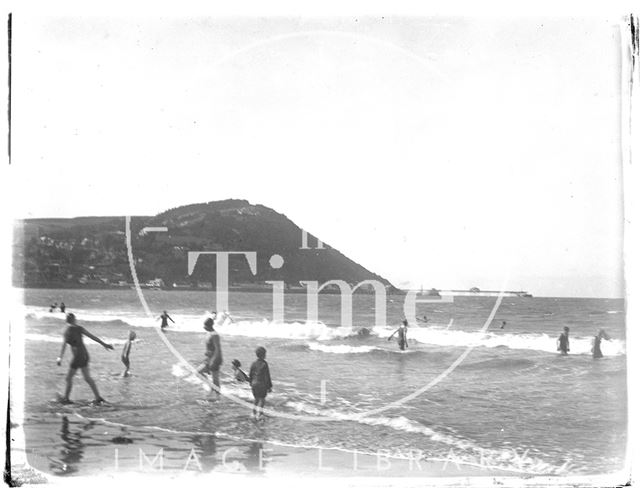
[15,288,627,476]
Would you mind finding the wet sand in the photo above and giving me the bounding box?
[11,414,535,483]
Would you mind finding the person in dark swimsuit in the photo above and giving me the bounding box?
[196,318,223,397]
[249,346,273,420]
[592,334,603,359]
[592,329,610,359]
[157,311,175,331]
[57,313,114,404]
[557,326,570,355]
[388,319,409,350]
[60,302,66,313]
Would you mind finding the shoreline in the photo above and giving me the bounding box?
[12,416,581,483]
[14,283,407,295]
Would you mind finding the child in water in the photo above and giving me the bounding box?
[557,326,570,355]
[388,319,409,350]
[231,359,250,382]
[57,313,114,404]
[121,331,136,377]
[249,347,273,421]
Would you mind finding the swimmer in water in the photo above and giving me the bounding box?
[57,313,114,404]
[121,330,136,377]
[388,319,409,350]
[357,327,371,337]
[557,326,570,355]
[231,359,250,382]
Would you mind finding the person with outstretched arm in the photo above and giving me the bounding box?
[157,310,175,331]
[388,319,409,351]
[57,313,114,404]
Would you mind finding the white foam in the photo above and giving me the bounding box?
[285,401,560,474]
[24,306,626,356]
[368,326,626,356]
[25,332,128,345]
[307,342,378,354]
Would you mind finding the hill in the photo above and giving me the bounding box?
[13,199,396,292]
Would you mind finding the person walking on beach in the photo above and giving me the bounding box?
[249,346,273,421]
[121,330,136,377]
[57,313,114,404]
[388,319,409,350]
[557,326,570,355]
[157,310,175,331]
[196,317,223,397]
[592,329,610,359]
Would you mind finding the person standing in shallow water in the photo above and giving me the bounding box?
[157,310,175,331]
[57,313,114,404]
[249,346,273,421]
[388,319,409,350]
[557,326,570,355]
[592,329,610,359]
[196,317,223,398]
[121,330,136,377]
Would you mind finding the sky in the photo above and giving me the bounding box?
[9,15,626,297]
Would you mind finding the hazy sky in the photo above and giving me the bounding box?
[10,16,625,297]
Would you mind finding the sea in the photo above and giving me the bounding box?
[13,288,627,478]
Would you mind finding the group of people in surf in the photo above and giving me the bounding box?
[387,317,612,359]
[556,326,611,359]
[53,302,611,414]
[55,309,272,420]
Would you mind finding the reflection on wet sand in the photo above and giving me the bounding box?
[49,416,84,475]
